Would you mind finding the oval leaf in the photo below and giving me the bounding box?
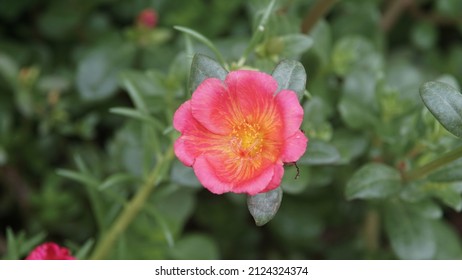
[169,234,219,260]
[189,54,227,94]
[272,59,306,100]
[420,81,462,138]
[280,34,313,57]
[385,201,436,259]
[423,182,462,212]
[247,187,283,226]
[428,157,462,182]
[345,163,401,200]
[433,220,462,259]
[298,140,341,165]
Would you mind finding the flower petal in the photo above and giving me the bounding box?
[173,100,224,166]
[173,100,192,133]
[174,137,194,166]
[233,164,275,195]
[225,70,279,122]
[193,155,232,194]
[275,89,304,137]
[261,163,284,193]
[281,130,308,163]
[26,242,75,260]
[191,78,232,135]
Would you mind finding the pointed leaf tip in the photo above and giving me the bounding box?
[247,187,283,226]
[272,60,306,100]
[189,54,227,94]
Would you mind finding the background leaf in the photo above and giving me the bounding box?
[298,139,341,166]
[271,59,307,99]
[420,81,462,138]
[189,54,227,94]
[280,34,313,58]
[169,233,219,260]
[428,157,462,182]
[384,201,436,259]
[345,163,401,200]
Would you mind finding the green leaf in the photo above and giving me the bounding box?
[242,0,277,60]
[189,54,228,94]
[338,69,380,129]
[247,187,283,226]
[411,22,437,50]
[120,70,166,98]
[169,234,219,260]
[272,59,306,100]
[420,81,462,138]
[56,169,99,188]
[74,238,95,260]
[307,20,332,70]
[433,220,462,259]
[143,204,175,248]
[5,227,19,260]
[331,130,369,164]
[331,36,379,76]
[280,34,313,58]
[153,187,196,235]
[423,182,462,211]
[281,164,310,194]
[119,71,149,113]
[428,157,462,182]
[269,196,324,244]
[0,52,18,87]
[109,107,163,131]
[410,200,443,220]
[174,26,226,67]
[384,201,436,259]
[298,139,341,165]
[77,49,122,101]
[19,232,46,257]
[98,173,137,191]
[170,160,201,188]
[345,163,401,200]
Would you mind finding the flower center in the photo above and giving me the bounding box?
[231,121,263,158]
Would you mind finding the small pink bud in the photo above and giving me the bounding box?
[26,242,76,260]
[137,8,158,29]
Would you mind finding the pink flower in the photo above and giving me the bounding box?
[26,242,76,260]
[136,8,158,29]
[173,70,308,195]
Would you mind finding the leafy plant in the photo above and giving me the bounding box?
[2,0,462,260]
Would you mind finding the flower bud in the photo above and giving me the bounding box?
[136,8,158,29]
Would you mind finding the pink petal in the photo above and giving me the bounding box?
[261,163,284,193]
[191,78,232,135]
[174,136,195,166]
[173,100,193,133]
[173,100,224,166]
[233,164,275,195]
[26,242,75,260]
[275,89,304,138]
[193,155,232,194]
[225,70,279,120]
[281,130,308,163]
[226,70,278,99]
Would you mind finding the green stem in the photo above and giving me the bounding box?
[90,145,174,260]
[173,26,227,68]
[363,208,380,253]
[240,0,277,65]
[301,0,337,34]
[403,145,462,182]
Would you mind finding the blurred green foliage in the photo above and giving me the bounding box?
[2,0,462,260]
